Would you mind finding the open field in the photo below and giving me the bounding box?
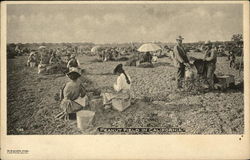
[7,52,244,135]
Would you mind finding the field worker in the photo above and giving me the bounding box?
[27,52,37,67]
[173,35,190,89]
[38,46,50,64]
[65,53,71,63]
[56,68,87,120]
[203,40,217,89]
[101,64,132,110]
[40,52,50,65]
[229,51,236,68]
[15,45,21,56]
[49,53,60,65]
[67,54,80,70]
[38,47,50,74]
[55,48,61,55]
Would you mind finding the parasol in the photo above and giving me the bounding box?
[91,46,101,53]
[38,46,46,50]
[137,43,161,52]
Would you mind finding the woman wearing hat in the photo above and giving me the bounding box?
[102,64,132,110]
[56,68,87,120]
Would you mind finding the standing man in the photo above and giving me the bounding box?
[203,41,217,89]
[173,35,190,89]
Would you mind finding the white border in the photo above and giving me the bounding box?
[1,1,249,159]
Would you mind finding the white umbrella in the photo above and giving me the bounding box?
[137,43,161,52]
[38,46,46,50]
[91,46,101,53]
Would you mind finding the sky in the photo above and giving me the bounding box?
[7,3,243,44]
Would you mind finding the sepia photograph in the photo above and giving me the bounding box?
[1,1,250,159]
[5,2,245,135]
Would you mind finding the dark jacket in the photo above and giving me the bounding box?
[173,44,189,67]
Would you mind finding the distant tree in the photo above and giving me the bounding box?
[230,34,243,56]
[231,34,243,45]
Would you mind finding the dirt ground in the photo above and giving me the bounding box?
[7,53,244,135]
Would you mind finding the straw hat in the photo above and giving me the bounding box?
[66,67,81,79]
[176,35,184,40]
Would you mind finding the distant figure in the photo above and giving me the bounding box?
[203,40,217,89]
[15,45,21,56]
[67,54,80,71]
[101,64,132,110]
[38,47,50,74]
[173,35,190,89]
[65,53,71,64]
[27,52,37,67]
[144,52,153,63]
[49,53,60,65]
[229,51,236,68]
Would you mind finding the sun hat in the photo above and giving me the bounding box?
[176,35,184,40]
[66,67,81,78]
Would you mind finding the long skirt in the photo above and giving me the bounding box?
[60,96,88,114]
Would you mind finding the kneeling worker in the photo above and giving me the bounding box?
[102,64,132,110]
[56,68,88,120]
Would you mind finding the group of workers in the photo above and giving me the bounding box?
[57,63,131,119]
[173,35,217,90]
[56,35,220,120]
[27,46,81,74]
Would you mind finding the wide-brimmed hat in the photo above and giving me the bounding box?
[176,35,184,40]
[66,67,81,79]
